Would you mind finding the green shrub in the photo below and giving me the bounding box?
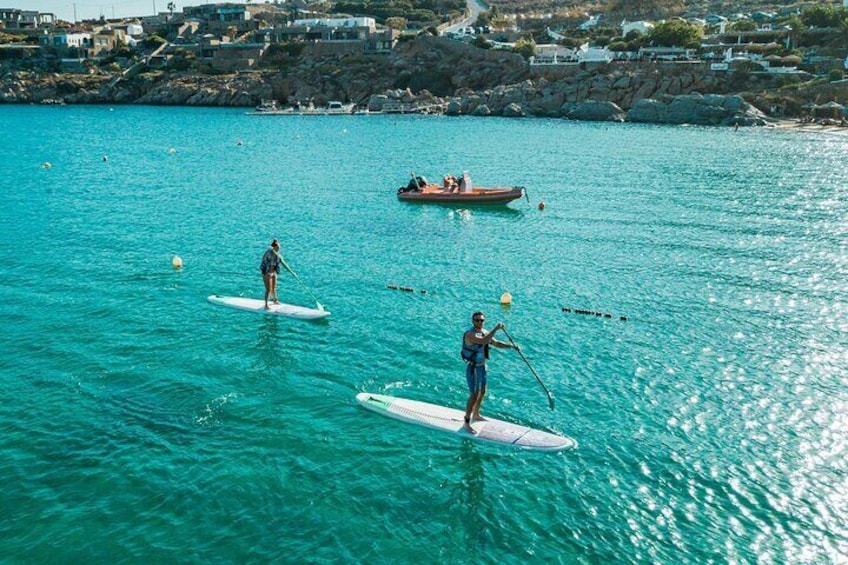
[513,38,536,60]
[647,20,703,48]
[829,68,845,81]
[472,35,491,49]
[142,34,167,49]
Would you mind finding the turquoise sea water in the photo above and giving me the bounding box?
[0,106,846,563]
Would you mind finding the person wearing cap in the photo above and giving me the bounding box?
[459,311,519,434]
[260,239,283,309]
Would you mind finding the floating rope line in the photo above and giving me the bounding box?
[562,307,627,321]
[387,284,428,295]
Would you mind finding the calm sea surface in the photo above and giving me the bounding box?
[0,105,845,563]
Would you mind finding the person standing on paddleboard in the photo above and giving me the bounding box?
[260,239,283,309]
[460,311,519,434]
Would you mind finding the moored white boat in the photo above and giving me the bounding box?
[246,100,356,116]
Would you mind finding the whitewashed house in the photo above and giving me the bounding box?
[531,44,579,65]
[578,43,612,63]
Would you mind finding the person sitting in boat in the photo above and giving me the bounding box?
[400,175,427,194]
[443,174,459,192]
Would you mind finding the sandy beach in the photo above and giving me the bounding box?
[769,118,848,136]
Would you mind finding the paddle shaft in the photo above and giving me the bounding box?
[501,328,555,410]
[273,250,324,310]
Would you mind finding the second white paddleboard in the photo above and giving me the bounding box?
[207,295,330,320]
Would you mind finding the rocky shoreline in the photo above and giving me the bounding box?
[0,35,834,127]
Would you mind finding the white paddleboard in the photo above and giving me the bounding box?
[207,295,330,320]
[356,392,576,452]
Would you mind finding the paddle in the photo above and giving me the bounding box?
[501,327,555,410]
[272,249,326,311]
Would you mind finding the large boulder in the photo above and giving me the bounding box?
[446,99,463,115]
[566,100,625,122]
[627,93,767,126]
[367,94,390,111]
[472,103,491,116]
[502,102,524,117]
[625,98,665,122]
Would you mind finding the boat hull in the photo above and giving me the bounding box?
[397,186,525,205]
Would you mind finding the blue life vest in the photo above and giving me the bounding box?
[461,328,489,366]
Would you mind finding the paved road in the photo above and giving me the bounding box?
[442,0,486,35]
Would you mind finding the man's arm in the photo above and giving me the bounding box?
[466,323,505,345]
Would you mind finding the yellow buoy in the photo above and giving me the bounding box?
[168,148,176,154]
[42,162,51,169]
[171,255,183,269]
[500,292,513,305]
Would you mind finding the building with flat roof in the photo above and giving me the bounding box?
[184,3,252,23]
[0,8,55,29]
[274,16,395,53]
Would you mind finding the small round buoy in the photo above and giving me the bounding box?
[168,148,176,154]
[102,154,108,162]
[171,255,183,269]
[42,162,51,169]
[236,140,243,146]
[500,292,513,305]
[538,201,545,210]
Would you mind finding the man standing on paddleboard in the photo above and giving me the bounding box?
[260,239,283,309]
[460,312,519,434]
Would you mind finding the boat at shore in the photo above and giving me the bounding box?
[246,100,356,116]
[397,172,526,205]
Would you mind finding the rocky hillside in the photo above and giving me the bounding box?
[1,35,845,124]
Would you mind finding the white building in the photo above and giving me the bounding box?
[579,43,612,63]
[293,17,376,31]
[530,42,612,65]
[531,44,579,65]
